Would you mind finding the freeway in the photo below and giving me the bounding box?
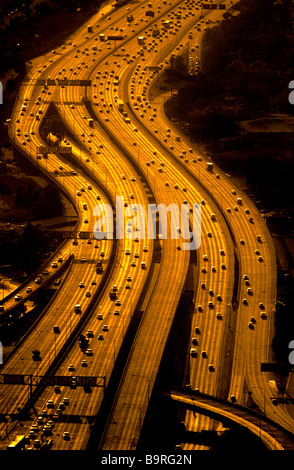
[1,0,292,452]
[99,0,292,450]
[164,388,294,450]
[2,0,185,449]
[137,17,293,449]
[97,1,236,449]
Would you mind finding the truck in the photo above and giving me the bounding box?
[96,261,103,273]
[88,25,93,33]
[137,36,145,45]
[109,289,117,300]
[117,99,124,112]
[207,162,213,171]
[99,34,105,41]
[78,334,89,349]
[88,118,94,128]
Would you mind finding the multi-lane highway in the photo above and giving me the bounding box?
[1,0,293,452]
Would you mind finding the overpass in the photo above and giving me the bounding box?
[163,387,294,450]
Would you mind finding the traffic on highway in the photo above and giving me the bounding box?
[0,0,293,455]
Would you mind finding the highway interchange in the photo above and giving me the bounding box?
[0,0,293,451]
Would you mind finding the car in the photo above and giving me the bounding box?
[30,425,38,432]
[43,425,52,435]
[46,400,54,409]
[114,309,120,315]
[216,312,222,320]
[63,432,70,440]
[197,305,202,312]
[86,291,91,297]
[86,330,94,337]
[248,322,254,329]
[259,302,265,309]
[208,364,215,372]
[79,282,85,288]
[81,359,87,366]
[86,348,93,356]
[81,257,86,262]
[243,299,248,305]
[260,311,267,319]
[26,287,32,293]
[98,334,104,340]
[131,261,136,267]
[100,251,105,257]
[51,262,58,268]
[68,364,75,371]
[127,276,132,282]
[190,348,197,357]
[102,325,108,331]
[54,385,61,394]
[14,294,22,301]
